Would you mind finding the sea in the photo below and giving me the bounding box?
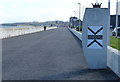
[0,25,39,28]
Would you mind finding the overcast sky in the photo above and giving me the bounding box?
[0,0,119,23]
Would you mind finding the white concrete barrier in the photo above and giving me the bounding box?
[68,27,120,77]
[0,26,57,39]
[107,46,120,77]
[68,28,82,40]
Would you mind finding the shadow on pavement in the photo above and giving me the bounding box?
[37,68,119,80]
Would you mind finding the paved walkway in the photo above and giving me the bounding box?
[2,27,119,80]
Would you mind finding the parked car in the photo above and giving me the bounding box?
[112,27,120,37]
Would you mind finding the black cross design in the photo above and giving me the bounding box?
[87,27,103,48]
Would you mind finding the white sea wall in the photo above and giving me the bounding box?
[0,26,57,39]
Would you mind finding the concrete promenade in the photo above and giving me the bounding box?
[2,27,119,80]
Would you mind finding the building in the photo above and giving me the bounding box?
[118,1,120,15]
[110,15,120,28]
[69,17,82,28]
[69,17,78,28]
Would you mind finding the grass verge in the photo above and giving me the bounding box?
[110,36,120,51]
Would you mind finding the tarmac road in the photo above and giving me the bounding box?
[2,27,119,80]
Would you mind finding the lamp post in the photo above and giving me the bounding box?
[78,3,81,32]
[116,0,118,37]
[96,0,98,3]
[73,11,76,29]
[74,11,76,17]
[108,0,111,45]
[108,0,110,14]
[82,6,86,20]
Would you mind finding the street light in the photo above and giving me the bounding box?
[78,3,81,32]
[96,0,98,3]
[82,6,86,21]
[116,0,118,37]
[74,11,76,17]
[108,0,110,14]
[73,11,77,29]
[108,0,111,45]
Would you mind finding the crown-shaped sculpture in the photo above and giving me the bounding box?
[92,2,102,8]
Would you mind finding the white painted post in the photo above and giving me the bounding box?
[82,8,109,69]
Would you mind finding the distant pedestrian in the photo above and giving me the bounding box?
[44,26,46,31]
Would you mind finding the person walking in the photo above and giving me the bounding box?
[44,26,46,31]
